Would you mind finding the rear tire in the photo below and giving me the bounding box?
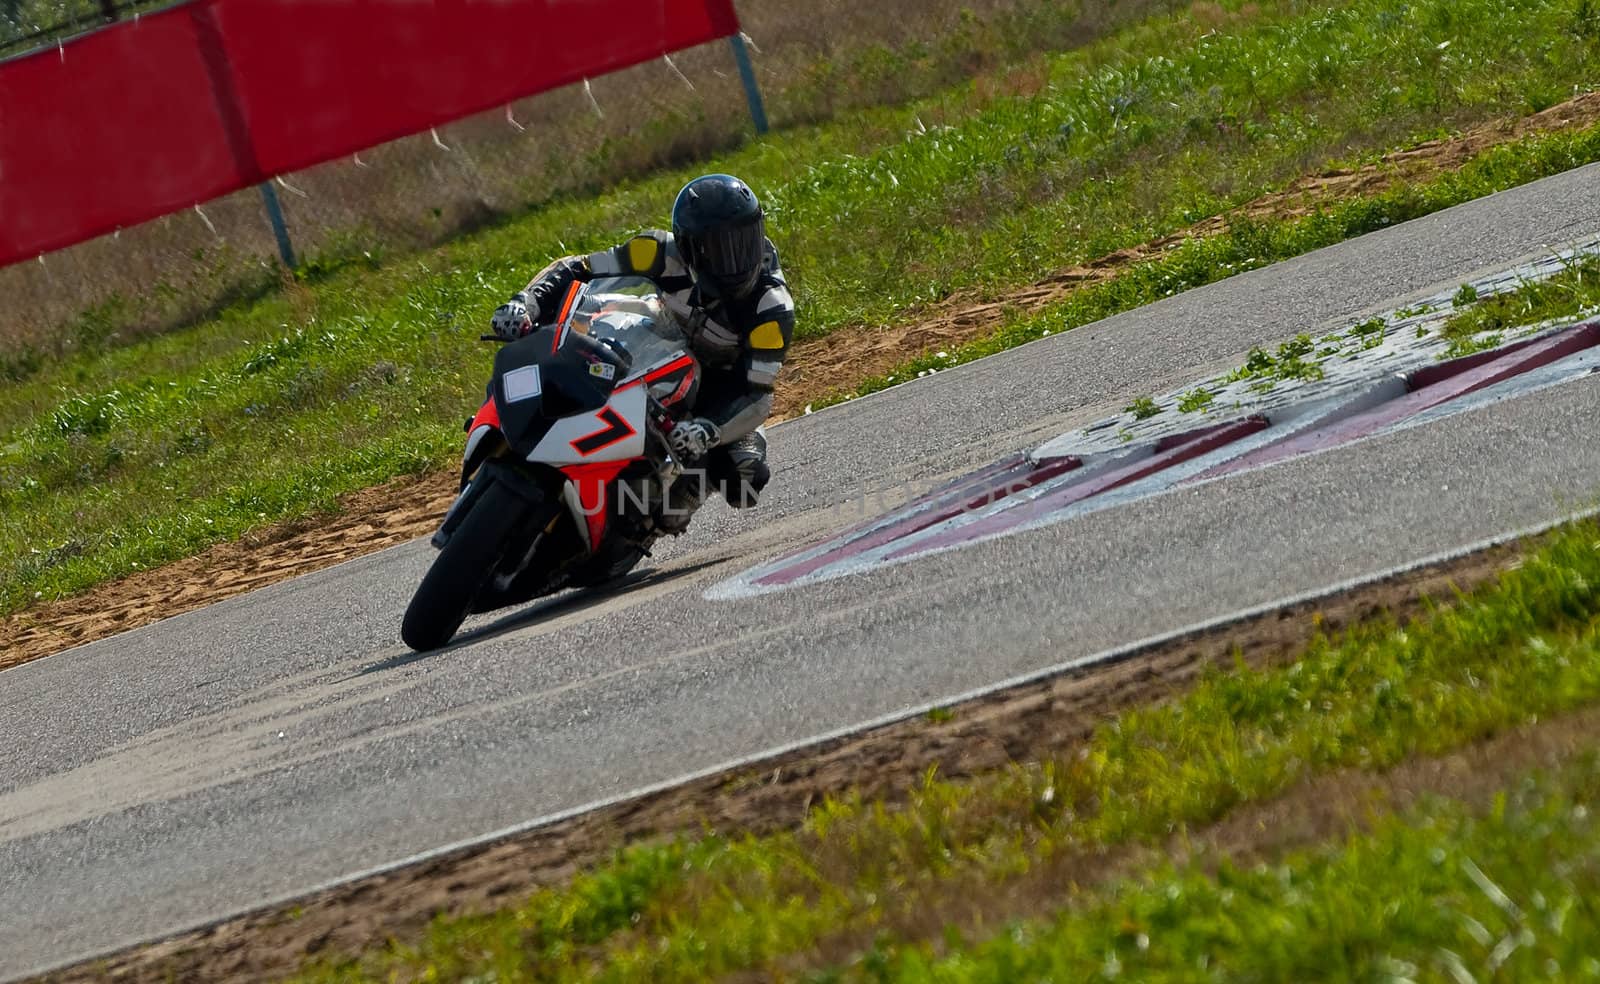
[401,480,529,651]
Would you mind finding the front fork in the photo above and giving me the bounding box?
[432,426,503,549]
[431,450,545,551]
[430,487,473,549]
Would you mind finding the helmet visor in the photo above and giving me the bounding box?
[685,218,765,282]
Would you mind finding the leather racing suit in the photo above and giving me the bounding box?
[517,229,794,515]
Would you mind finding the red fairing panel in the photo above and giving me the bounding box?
[561,459,631,551]
[470,398,502,435]
[614,353,697,403]
[0,0,740,266]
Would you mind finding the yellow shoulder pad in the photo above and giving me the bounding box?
[626,236,660,273]
[749,320,785,350]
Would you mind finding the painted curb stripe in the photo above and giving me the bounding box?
[755,454,1082,587]
[887,415,1269,560]
[724,322,1600,596]
[1198,322,1600,480]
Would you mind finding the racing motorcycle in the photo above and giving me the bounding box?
[401,276,701,651]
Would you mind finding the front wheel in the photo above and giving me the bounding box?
[401,480,529,651]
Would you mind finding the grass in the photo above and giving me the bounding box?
[0,1,174,55]
[6,0,1600,615]
[826,117,1600,409]
[1217,332,1328,393]
[291,515,1600,981]
[1440,253,1600,356]
[844,757,1600,981]
[1123,395,1161,419]
[1175,386,1216,413]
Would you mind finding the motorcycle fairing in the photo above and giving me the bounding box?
[458,397,506,489]
[558,459,632,552]
[469,395,502,434]
[493,335,613,445]
[541,350,702,551]
[615,352,698,409]
[549,280,589,355]
[462,277,701,560]
[529,384,648,465]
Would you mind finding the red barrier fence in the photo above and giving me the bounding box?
[0,0,741,267]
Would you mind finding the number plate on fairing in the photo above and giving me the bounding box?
[502,365,542,402]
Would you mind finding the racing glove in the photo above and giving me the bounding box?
[490,293,536,340]
[668,418,721,460]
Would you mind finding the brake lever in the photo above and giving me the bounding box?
[646,396,678,437]
[644,396,689,484]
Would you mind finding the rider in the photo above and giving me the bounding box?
[489,174,793,529]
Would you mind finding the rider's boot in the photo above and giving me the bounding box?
[711,429,770,508]
[656,470,707,535]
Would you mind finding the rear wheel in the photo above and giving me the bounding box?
[401,480,529,651]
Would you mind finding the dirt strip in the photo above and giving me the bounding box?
[2,472,458,674]
[30,535,1529,983]
[7,91,1600,675]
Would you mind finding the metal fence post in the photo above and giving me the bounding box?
[727,34,768,135]
[257,181,297,270]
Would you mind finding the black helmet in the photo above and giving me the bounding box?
[672,174,766,300]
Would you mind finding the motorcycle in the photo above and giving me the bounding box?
[401,276,701,651]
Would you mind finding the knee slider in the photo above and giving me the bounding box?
[724,456,768,508]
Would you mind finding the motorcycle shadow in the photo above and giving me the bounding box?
[360,556,731,675]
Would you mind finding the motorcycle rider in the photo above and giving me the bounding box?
[489,173,793,531]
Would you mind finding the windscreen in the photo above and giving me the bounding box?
[569,276,688,373]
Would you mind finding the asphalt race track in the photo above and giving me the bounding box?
[6,163,1600,980]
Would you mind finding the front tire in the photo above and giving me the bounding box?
[401,480,529,651]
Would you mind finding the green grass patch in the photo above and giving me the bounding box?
[827,118,1600,409]
[845,755,1600,981]
[1216,332,1329,393]
[292,516,1600,982]
[7,0,1600,613]
[1123,395,1161,419]
[1175,386,1216,413]
[1441,253,1600,357]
